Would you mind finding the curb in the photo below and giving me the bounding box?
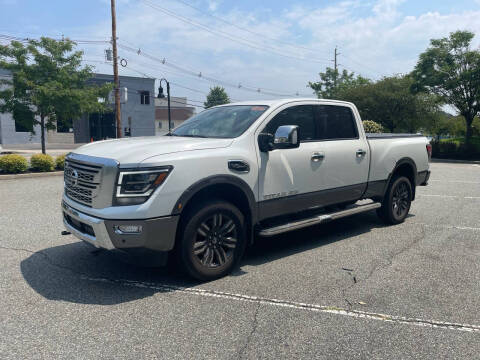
[0,171,64,180]
[431,158,480,164]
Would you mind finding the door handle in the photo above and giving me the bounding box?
[356,149,367,157]
[311,152,325,162]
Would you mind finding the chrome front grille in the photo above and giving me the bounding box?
[64,159,103,207]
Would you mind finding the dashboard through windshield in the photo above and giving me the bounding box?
[171,105,269,138]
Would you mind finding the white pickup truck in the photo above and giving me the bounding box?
[62,99,431,280]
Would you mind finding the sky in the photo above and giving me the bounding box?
[1,0,480,109]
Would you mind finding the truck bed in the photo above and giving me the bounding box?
[366,133,424,139]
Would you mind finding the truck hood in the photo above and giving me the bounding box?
[72,136,233,165]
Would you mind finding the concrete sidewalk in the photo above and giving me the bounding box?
[0,143,85,157]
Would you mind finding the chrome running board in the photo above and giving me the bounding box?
[258,202,381,237]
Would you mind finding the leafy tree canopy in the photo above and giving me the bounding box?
[337,74,441,133]
[308,67,370,99]
[0,37,112,153]
[411,30,480,144]
[204,86,230,109]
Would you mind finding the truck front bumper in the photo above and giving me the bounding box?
[62,201,179,252]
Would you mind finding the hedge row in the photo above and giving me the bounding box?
[431,140,480,160]
[0,154,67,174]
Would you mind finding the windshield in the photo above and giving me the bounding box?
[171,105,269,138]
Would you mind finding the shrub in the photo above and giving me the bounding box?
[431,140,458,156]
[431,139,480,160]
[55,154,67,170]
[30,154,55,172]
[363,120,383,133]
[0,154,29,173]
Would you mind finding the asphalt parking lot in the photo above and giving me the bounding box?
[1,161,479,359]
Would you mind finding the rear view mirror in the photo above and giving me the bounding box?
[273,125,300,149]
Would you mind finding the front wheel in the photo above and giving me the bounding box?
[377,176,412,225]
[177,200,246,281]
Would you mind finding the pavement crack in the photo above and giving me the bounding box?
[341,225,427,305]
[237,302,261,360]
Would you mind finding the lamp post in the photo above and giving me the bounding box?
[158,78,172,132]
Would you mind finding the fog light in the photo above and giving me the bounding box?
[114,225,143,234]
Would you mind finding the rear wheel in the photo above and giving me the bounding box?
[377,176,412,224]
[177,200,246,281]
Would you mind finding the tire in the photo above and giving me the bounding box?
[177,200,246,281]
[377,176,413,225]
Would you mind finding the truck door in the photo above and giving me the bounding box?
[257,103,370,221]
[311,104,370,196]
[257,104,325,220]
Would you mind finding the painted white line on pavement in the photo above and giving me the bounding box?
[417,194,458,198]
[418,194,480,199]
[429,180,480,184]
[80,275,480,333]
[412,223,480,232]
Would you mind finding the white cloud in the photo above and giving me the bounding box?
[82,0,480,104]
[208,0,221,12]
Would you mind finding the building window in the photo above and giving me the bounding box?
[56,116,73,133]
[13,106,34,133]
[140,91,150,105]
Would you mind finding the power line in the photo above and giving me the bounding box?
[140,0,331,65]
[341,53,384,78]
[117,42,313,98]
[0,33,109,45]
[1,32,315,98]
[82,59,205,108]
[169,0,333,57]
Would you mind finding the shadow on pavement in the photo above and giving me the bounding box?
[244,211,393,266]
[20,241,198,306]
[21,210,409,305]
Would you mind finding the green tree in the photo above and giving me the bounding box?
[308,67,370,99]
[204,86,230,108]
[0,37,112,153]
[412,30,480,145]
[340,75,440,133]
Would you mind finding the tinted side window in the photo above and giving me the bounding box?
[315,105,358,140]
[264,105,315,141]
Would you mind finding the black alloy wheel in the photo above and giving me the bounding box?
[392,180,410,219]
[193,213,238,268]
[178,200,246,281]
[377,176,413,225]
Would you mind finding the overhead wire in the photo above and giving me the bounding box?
[140,0,331,65]
[169,0,333,56]
[117,42,313,98]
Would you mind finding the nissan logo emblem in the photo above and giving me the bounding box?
[65,166,79,187]
[71,169,79,186]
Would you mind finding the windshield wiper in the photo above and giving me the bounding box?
[172,134,209,138]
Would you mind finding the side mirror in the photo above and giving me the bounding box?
[273,125,300,149]
[258,133,274,152]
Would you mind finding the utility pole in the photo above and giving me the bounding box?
[110,0,121,138]
[333,46,340,87]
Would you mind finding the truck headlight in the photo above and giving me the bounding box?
[114,167,172,206]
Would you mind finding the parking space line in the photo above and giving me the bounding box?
[417,194,480,199]
[429,180,480,184]
[80,275,480,333]
[412,223,480,231]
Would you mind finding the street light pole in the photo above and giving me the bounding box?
[158,78,171,132]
